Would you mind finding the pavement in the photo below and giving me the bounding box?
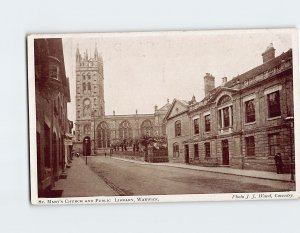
[111,157,294,182]
[52,156,117,197]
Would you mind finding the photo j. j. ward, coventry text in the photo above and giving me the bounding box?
[28,29,299,204]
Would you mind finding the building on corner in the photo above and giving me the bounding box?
[165,44,294,173]
[34,38,72,196]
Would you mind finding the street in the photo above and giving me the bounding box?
[87,156,295,196]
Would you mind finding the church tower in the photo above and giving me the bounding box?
[75,45,105,147]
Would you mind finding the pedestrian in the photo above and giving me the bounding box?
[105,152,106,157]
[274,153,283,174]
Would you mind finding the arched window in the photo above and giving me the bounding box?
[97,122,110,148]
[82,98,91,117]
[217,95,233,129]
[119,121,132,139]
[141,120,153,136]
[83,124,91,135]
[217,95,231,106]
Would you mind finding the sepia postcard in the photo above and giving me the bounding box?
[28,29,300,205]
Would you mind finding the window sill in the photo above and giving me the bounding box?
[244,121,256,126]
[267,116,281,121]
[219,127,233,134]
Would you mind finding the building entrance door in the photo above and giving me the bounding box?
[222,139,229,165]
[184,145,189,164]
[83,136,91,156]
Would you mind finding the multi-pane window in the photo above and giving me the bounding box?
[141,120,153,136]
[175,121,181,137]
[245,136,255,157]
[217,95,233,129]
[119,121,132,139]
[194,144,199,159]
[268,133,280,157]
[97,122,110,148]
[205,115,211,132]
[267,91,281,118]
[218,106,233,128]
[205,142,210,157]
[173,143,179,157]
[223,107,230,127]
[193,118,199,134]
[245,100,256,123]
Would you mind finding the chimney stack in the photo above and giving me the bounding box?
[113,110,115,116]
[154,105,158,111]
[204,73,215,96]
[262,43,275,63]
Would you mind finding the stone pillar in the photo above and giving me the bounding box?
[221,109,224,128]
[229,106,232,126]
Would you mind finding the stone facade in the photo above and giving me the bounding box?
[165,44,294,172]
[74,47,170,155]
[34,38,72,196]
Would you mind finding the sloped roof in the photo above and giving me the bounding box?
[225,49,292,88]
[164,98,189,120]
[158,102,171,111]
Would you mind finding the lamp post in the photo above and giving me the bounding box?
[285,116,294,182]
[84,138,88,165]
[91,109,97,156]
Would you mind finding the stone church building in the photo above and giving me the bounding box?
[73,47,170,155]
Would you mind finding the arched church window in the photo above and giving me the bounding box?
[83,98,91,117]
[88,82,91,91]
[83,82,86,91]
[83,124,91,135]
[141,120,153,136]
[97,122,110,148]
[119,121,132,140]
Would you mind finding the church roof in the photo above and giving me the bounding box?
[157,102,171,111]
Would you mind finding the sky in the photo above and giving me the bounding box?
[62,29,294,122]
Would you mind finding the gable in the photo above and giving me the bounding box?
[167,100,188,119]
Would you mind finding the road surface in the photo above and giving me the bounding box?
[86,156,294,196]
